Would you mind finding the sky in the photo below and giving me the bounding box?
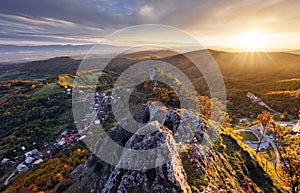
[0,0,300,50]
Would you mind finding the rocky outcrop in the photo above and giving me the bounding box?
[70,101,208,193]
[186,143,208,175]
[93,101,208,192]
[102,121,191,193]
[67,101,281,193]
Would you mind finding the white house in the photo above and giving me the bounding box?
[239,118,251,123]
[61,130,68,136]
[94,119,100,125]
[77,135,87,141]
[33,159,43,166]
[1,158,10,164]
[292,120,300,133]
[58,139,66,146]
[25,156,35,164]
[17,163,29,173]
[276,121,293,127]
[25,149,38,157]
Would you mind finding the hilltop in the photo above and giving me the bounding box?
[0,56,80,80]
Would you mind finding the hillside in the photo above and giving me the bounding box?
[106,49,300,81]
[2,49,300,82]
[106,49,300,119]
[0,56,80,80]
[209,50,300,81]
[17,56,79,74]
[2,97,286,192]
[0,49,299,118]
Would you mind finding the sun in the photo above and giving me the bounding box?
[236,31,270,51]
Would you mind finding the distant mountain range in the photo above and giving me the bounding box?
[1,48,300,81]
[1,44,299,64]
[0,44,129,64]
[106,49,300,81]
[289,49,300,55]
[0,44,93,52]
[206,46,300,55]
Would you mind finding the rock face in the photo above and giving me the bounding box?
[67,101,279,193]
[186,143,208,175]
[72,101,207,193]
[102,121,191,193]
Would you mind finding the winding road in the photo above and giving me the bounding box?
[4,169,17,186]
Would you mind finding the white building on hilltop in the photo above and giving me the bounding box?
[292,120,300,133]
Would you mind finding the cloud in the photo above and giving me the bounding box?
[0,0,299,47]
[0,13,106,44]
[138,5,156,20]
[0,0,143,44]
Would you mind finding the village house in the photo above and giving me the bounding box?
[17,163,29,173]
[94,118,100,125]
[291,120,300,136]
[246,92,262,102]
[63,86,72,95]
[57,130,79,146]
[33,159,43,166]
[1,158,10,164]
[1,158,15,167]
[239,118,251,123]
[25,156,35,164]
[25,149,39,158]
[77,135,87,141]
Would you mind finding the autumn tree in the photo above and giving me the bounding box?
[256,111,274,153]
[271,125,300,193]
[198,96,231,127]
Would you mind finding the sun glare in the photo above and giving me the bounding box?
[236,31,270,51]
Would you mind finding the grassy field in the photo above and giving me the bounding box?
[0,70,22,80]
[79,72,103,83]
[33,71,112,97]
[233,121,258,130]
[33,83,63,96]
[238,131,259,141]
[0,70,52,80]
[57,71,105,87]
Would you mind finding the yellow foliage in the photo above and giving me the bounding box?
[55,173,63,180]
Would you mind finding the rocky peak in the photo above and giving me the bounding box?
[102,121,191,193]
[71,101,207,193]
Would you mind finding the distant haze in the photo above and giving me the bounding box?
[0,44,129,64]
[1,43,299,64]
